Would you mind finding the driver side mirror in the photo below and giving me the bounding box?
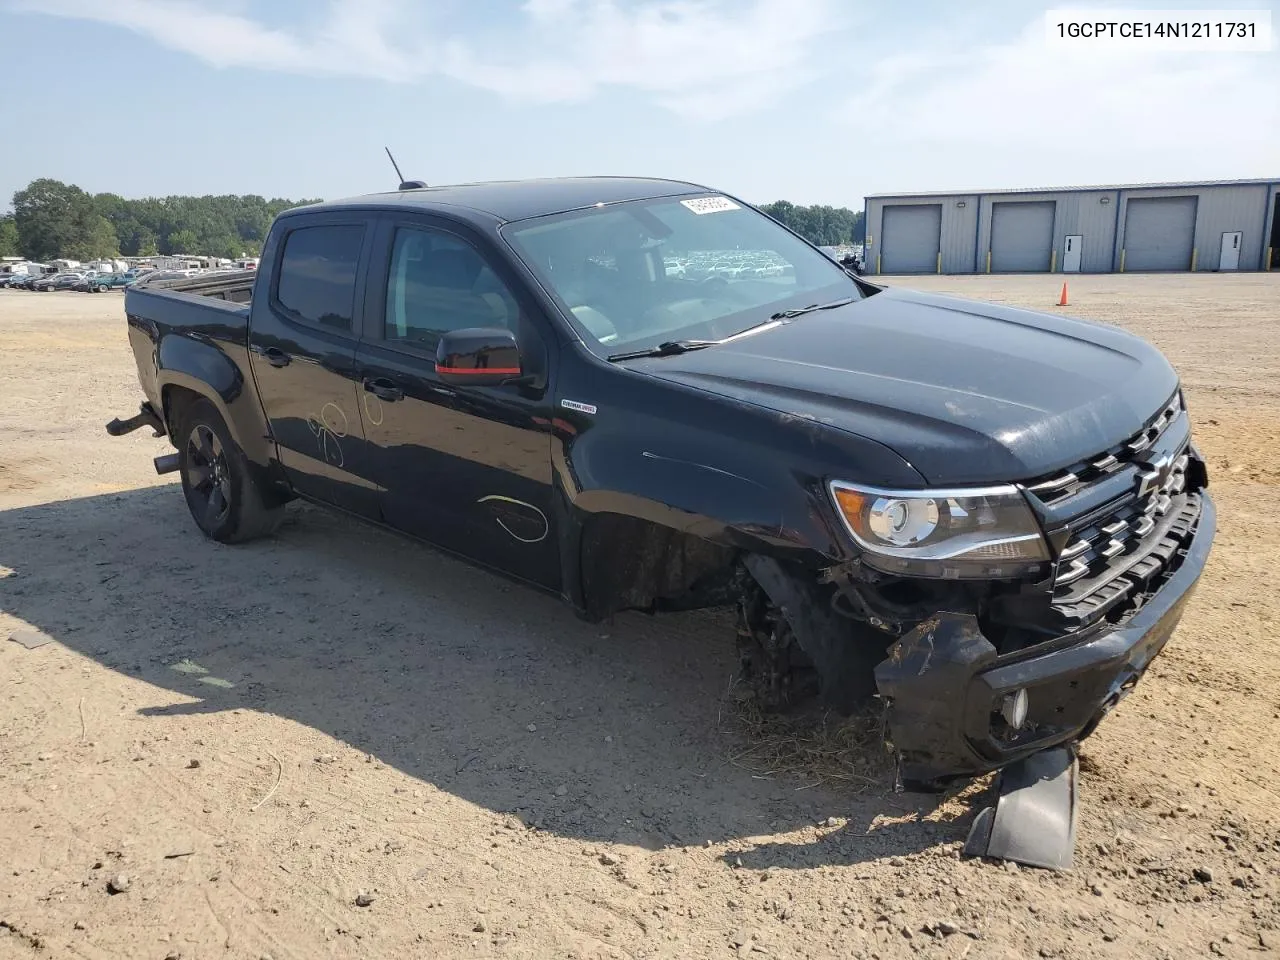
[435,327,522,386]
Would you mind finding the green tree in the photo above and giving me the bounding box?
[66,216,120,260]
[210,234,246,259]
[759,201,864,246]
[165,228,199,254]
[13,178,101,261]
[0,215,19,257]
[11,178,320,262]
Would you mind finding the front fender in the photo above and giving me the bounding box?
[569,450,786,548]
[547,350,927,615]
[554,432,842,618]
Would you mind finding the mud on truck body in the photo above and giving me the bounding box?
[110,177,1215,792]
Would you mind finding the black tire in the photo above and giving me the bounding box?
[741,556,882,715]
[736,584,821,712]
[177,398,283,543]
[97,284,109,293]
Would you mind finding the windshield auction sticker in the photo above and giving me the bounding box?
[1045,9,1272,50]
[681,196,741,215]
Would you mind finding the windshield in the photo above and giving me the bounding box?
[503,194,860,354]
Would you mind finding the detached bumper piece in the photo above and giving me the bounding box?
[964,745,1079,870]
[875,493,1216,786]
[106,401,165,438]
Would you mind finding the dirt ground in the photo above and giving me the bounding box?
[1,274,1278,960]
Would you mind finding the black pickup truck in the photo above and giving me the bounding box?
[111,177,1214,786]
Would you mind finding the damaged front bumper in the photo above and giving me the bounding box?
[875,492,1216,785]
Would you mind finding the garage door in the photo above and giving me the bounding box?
[881,205,941,274]
[1124,197,1197,271]
[990,201,1055,272]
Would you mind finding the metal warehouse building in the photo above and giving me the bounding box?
[864,178,1280,275]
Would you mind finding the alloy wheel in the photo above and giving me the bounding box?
[186,423,232,530]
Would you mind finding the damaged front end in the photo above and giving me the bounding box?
[867,453,1216,785]
[749,404,1216,790]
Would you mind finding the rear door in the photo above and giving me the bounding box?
[353,215,561,589]
[248,212,381,517]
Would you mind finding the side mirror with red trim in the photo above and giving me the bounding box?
[435,327,522,387]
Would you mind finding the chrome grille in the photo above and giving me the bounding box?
[1050,446,1199,627]
[1027,393,1184,505]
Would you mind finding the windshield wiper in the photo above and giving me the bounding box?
[770,296,856,321]
[607,339,721,362]
[605,295,858,361]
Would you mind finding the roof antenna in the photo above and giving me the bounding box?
[385,146,427,191]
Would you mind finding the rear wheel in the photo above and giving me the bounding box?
[97,284,109,292]
[177,399,283,543]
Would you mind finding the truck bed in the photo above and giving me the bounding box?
[122,274,257,436]
[142,270,256,303]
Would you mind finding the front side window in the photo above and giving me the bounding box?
[275,223,365,330]
[503,195,859,353]
[383,227,520,350]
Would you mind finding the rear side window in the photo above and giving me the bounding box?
[276,224,364,330]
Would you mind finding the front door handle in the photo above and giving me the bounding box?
[252,345,291,368]
[363,377,403,402]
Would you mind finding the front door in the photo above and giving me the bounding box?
[1219,231,1242,271]
[248,215,381,517]
[354,217,560,589]
[1062,235,1082,273]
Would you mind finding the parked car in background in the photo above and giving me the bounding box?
[0,274,29,288]
[32,272,85,291]
[53,273,87,291]
[77,273,137,292]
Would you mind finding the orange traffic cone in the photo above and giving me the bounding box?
[1057,282,1069,307]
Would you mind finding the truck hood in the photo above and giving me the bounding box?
[627,286,1180,484]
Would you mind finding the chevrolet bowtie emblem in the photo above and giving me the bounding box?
[1136,453,1174,499]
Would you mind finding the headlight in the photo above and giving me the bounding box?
[828,481,1050,579]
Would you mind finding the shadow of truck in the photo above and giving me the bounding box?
[0,486,979,868]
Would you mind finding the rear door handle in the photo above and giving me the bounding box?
[363,377,403,402]
[252,345,291,368]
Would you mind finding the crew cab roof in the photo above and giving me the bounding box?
[289,177,713,225]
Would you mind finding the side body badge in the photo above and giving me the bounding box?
[560,399,597,415]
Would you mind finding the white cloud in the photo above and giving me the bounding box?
[852,16,1280,189]
[15,0,842,119]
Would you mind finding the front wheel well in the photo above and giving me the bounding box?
[578,513,740,620]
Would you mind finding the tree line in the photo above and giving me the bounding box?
[1,178,319,263]
[759,201,865,246]
[0,178,865,263]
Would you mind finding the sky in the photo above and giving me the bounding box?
[1,0,1277,209]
